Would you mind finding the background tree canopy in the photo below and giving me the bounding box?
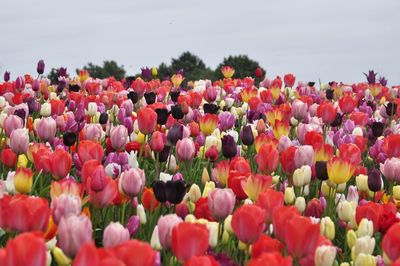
[49,53,265,82]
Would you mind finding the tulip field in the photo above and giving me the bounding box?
[1,61,400,266]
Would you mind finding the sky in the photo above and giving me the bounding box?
[0,0,399,84]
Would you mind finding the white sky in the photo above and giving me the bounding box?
[1,0,399,84]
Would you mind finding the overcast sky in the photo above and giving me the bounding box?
[1,0,399,84]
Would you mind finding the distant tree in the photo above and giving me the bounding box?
[77,60,126,80]
[214,55,265,80]
[157,52,216,83]
[47,68,60,84]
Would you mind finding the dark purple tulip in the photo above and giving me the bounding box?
[3,71,10,82]
[15,76,25,90]
[364,70,377,84]
[325,89,334,100]
[155,108,169,125]
[36,59,45,75]
[127,91,138,104]
[371,121,384,138]
[315,161,328,181]
[379,76,388,87]
[241,125,254,146]
[368,169,382,192]
[203,103,219,114]
[144,92,156,104]
[221,135,237,158]
[58,67,68,77]
[141,67,152,81]
[386,102,397,116]
[167,123,183,145]
[99,112,108,124]
[170,91,180,102]
[32,79,40,92]
[171,105,184,119]
[158,145,170,162]
[63,132,77,147]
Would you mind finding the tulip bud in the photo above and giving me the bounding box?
[337,200,354,222]
[224,215,233,234]
[295,197,306,213]
[357,218,374,237]
[87,102,97,117]
[201,168,210,184]
[351,236,375,261]
[184,214,196,223]
[207,222,219,248]
[393,185,400,200]
[137,204,147,224]
[355,174,368,192]
[3,71,10,82]
[52,247,71,266]
[320,216,335,240]
[202,181,215,198]
[126,215,140,236]
[103,222,130,247]
[40,102,51,117]
[37,60,45,75]
[354,254,376,266]
[14,167,33,194]
[150,226,162,250]
[293,165,312,187]
[367,169,382,192]
[347,185,359,203]
[347,229,357,249]
[314,245,337,266]
[17,154,28,168]
[352,127,363,136]
[188,184,201,202]
[284,187,295,204]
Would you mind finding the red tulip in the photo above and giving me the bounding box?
[382,134,400,158]
[272,206,300,241]
[231,204,266,244]
[32,146,52,174]
[0,148,17,168]
[284,216,320,259]
[251,234,284,258]
[228,171,248,200]
[194,197,215,221]
[254,67,263,78]
[382,223,400,262]
[280,146,297,174]
[88,175,117,208]
[249,252,292,266]
[171,222,209,261]
[184,256,219,266]
[255,144,279,174]
[150,131,166,152]
[255,189,284,224]
[355,202,382,232]
[50,99,65,116]
[304,131,324,148]
[137,107,157,135]
[338,95,357,114]
[78,140,104,163]
[1,194,50,233]
[113,240,158,266]
[349,111,368,126]
[4,232,47,266]
[339,143,361,165]
[284,73,296,87]
[317,101,336,124]
[141,187,159,211]
[50,148,72,179]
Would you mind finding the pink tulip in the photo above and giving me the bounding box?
[291,100,308,121]
[157,214,183,249]
[35,117,56,141]
[83,124,103,141]
[110,125,128,151]
[9,128,29,154]
[3,114,23,137]
[380,157,400,182]
[150,131,166,152]
[89,175,117,208]
[103,222,130,247]
[58,214,93,257]
[119,168,146,197]
[294,145,314,168]
[51,194,82,224]
[208,188,236,220]
[176,138,196,161]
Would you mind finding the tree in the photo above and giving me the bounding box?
[77,60,126,80]
[214,55,265,80]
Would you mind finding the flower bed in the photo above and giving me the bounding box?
[0,62,399,266]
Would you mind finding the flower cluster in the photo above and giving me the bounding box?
[0,62,400,266]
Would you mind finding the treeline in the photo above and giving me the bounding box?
[47,52,265,83]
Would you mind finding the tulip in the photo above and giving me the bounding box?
[35,117,57,141]
[314,245,337,266]
[249,252,292,266]
[176,137,196,161]
[150,131,166,152]
[273,119,290,139]
[199,114,219,136]
[15,76,25,90]
[157,214,183,249]
[184,255,219,266]
[339,143,361,165]
[285,216,320,259]
[103,222,130,247]
[50,177,83,200]
[339,95,357,114]
[167,123,184,145]
[380,157,400,182]
[294,145,314,168]
[320,216,335,240]
[382,223,400,262]
[78,140,104,163]
[293,165,312,187]
[4,114,23,137]
[137,107,157,135]
[58,214,93,257]
[317,101,337,124]
[221,66,235,79]
[171,73,184,87]
[218,112,235,131]
[393,185,400,200]
[255,144,279,174]
[89,175,117,208]
[352,236,375,261]
[295,197,306,213]
[327,157,355,185]
[110,125,128,151]
[50,148,72,180]
[241,174,272,201]
[51,194,82,224]
[355,202,382,232]
[207,188,235,220]
[231,204,266,244]
[4,71,10,81]
[221,135,237,159]
[337,200,354,222]
[13,167,33,194]
[367,169,382,192]
[4,232,47,266]
[9,128,29,155]
[357,218,374,237]
[241,125,254,146]
[1,148,17,168]
[126,215,140,236]
[171,222,209,261]
[354,254,376,266]
[119,168,146,197]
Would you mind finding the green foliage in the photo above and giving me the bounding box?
[47,68,60,84]
[77,60,126,80]
[214,55,265,80]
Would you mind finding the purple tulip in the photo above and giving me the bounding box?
[110,125,128,151]
[4,71,10,82]
[36,59,45,75]
[126,215,140,236]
